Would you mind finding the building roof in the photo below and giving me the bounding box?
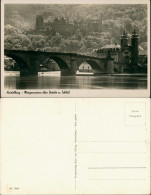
[139,50,147,55]
[101,44,120,49]
[139,45,144,50]
[100,44,145,51]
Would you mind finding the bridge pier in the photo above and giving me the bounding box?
[61,58,78,76]
[19,56,41,76]
[20,69,32,77]
[106,58,114,74]
[61,69,77,76]
[25,56,40,76]
[20,68,38,77]
[104,52,114,74]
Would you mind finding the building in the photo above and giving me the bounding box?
[33,14,103,36]
[96,43,120,62]
[95,30,147,73]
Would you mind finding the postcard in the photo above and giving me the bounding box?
[1,0,150,97]
[0,98,150,194]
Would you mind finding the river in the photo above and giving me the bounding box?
[4,71,147,90]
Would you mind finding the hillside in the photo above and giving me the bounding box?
[4,4,147,53]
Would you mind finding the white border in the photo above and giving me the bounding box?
[2,0,150,4]
[1,0,150,97]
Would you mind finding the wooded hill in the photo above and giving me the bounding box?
[4,4,147,53]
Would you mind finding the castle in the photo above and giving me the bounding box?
[34,14,103,36]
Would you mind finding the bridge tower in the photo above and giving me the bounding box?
[131,29,139,66]
[105,50,114,74]
[121,30,128,51]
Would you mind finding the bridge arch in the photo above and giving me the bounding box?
[77,59,102,73]
[85,60,101,71]
[44,55,69,71]
[4,54,29,76]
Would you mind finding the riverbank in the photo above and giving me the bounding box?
[77,72,147,77]
[4,71,147,78]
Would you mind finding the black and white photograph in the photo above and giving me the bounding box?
[1,0,150,97]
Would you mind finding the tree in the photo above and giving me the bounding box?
[21,37,31,48]
[51,34,62,46]
[77,34,82,41]
[5,24,18,35]
[4,4,147,54]
[122,18,133,32]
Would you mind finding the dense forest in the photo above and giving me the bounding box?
[4,4,147,54]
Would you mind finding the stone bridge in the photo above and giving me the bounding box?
[4,49,114,76]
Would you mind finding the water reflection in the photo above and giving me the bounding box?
[4,71,147,90]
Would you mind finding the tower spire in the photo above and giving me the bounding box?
[133,28,136,35]
[121,30,128,51]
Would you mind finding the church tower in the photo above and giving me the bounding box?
[131,29,139,65]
